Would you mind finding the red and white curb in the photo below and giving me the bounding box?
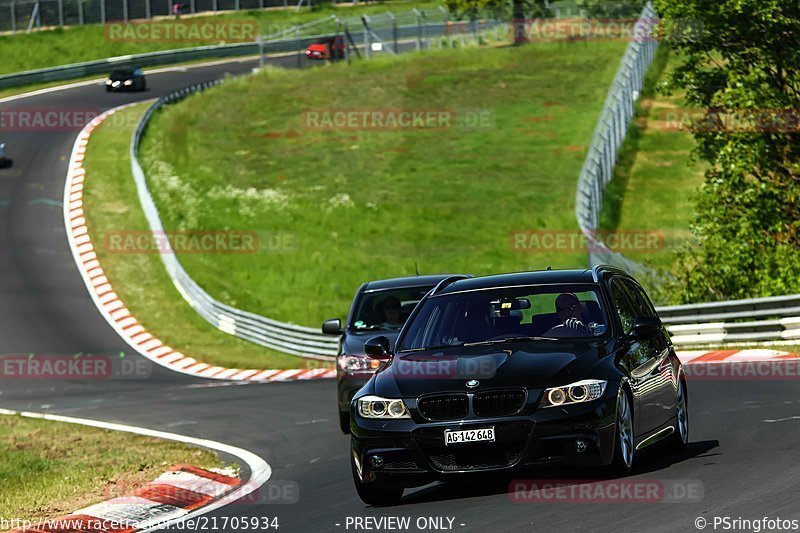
[13,465,240,533]
[0,408,271,533]
[677,348,800,365]
[64,106,335,383]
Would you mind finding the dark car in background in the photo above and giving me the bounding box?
[349,266,688,505]
[0,142,9,168]
[105,68,147,92]
[322,275,470,433]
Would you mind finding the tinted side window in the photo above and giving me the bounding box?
[610,279,636,335]
[622,279,656,318]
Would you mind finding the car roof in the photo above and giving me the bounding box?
[435,266,628,295]
[363,274,468,292]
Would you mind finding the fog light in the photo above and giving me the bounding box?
[370,455,384,468]
[576,439,588,453]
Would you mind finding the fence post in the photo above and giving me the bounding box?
[235,0,240,11]
[387,10,397,53]
[10,1,16,33]
[362,14,370,59]
[145,0,150,19]
[190,0,195,14]
[439,5,448,42]
[100,0,105,24]
[213,0,217,11]
[344,22,349,64]
[123,0,128,21]
[421,9,427,48]
[57,0,63,26]
[296,26,302,68]
[412,8,421,50]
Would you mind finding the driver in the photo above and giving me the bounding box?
[545,293,590,337]
[379,297,403,329]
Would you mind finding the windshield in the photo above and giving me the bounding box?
[110,69,134,78]
[398,284,609,351]
[350,286,433,331]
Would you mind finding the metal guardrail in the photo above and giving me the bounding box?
[130,80,340,359]
[568,3,799,348]
[0,34,322,90]
[573,1,659,281]
[0,6,485,89]
[119,7,798,353]
[127,17,501,359]
[656,295,800,347]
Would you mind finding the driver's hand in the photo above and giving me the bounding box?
[564,318,587,331]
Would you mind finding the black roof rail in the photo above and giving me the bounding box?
[430,274,472,295]
[591,264,629,282]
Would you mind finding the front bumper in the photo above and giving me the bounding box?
[351,387,619,485]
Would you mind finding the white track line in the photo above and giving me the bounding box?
[0,52,285,104]
[64,106,334,382]
[0,408,271,531]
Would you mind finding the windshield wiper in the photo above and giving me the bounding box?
[463,336,558,347]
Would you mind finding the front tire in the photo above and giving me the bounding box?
[669,378,689,449]
[351,450,403,506]
[339,410,350,434]
[611,389,635,471]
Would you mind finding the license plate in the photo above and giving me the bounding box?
[444,427,495,445]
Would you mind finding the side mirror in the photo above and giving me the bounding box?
[630,316,662,339]
[364,336,392,360]
[321,318,342,335]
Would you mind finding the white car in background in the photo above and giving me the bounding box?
[0,142,9,167]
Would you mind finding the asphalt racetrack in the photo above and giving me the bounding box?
[1,53,799,533]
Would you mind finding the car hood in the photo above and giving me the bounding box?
[307,44,327,52]
[342,329,401,356]
[372,339,618,397]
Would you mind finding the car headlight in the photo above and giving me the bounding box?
[105,80,112,85]
[357,395,409,419]
[123,80,133,86]
[338,355,381,372]
[540,379,607,408]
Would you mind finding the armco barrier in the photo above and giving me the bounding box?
[0,34,335,90]
[131,80,339,360]
[120,14,797,354]
[126,18,501,359]
[656,295,800,347]
[0,3,465,91]
[573,1,660,280]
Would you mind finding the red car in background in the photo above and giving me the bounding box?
[305,36,346,60]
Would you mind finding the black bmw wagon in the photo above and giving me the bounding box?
[349,266,688,505]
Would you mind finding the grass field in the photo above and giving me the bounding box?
[0,414,222,522]
[0,0,439,75]
[82,102,305,369]
[138,41,628,326]
[599,47,705,277]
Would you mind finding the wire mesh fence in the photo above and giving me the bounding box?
[573,1,665,284]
